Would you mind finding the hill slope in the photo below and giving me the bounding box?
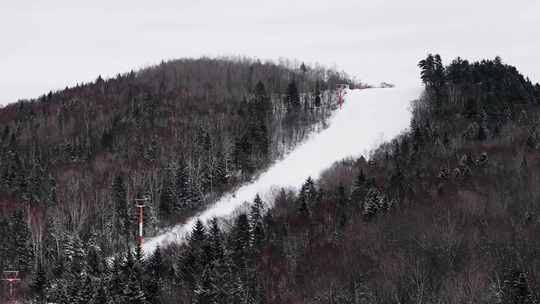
[0,57,353,292]
[143,86,422,254]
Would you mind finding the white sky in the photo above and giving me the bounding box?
[1,0,539,105]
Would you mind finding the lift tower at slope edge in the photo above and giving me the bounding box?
[135,196,149,253]
[2,270,21,303]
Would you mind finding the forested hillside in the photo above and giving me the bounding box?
[5,54,540,304]
[0,57,353,301]
[64,55,540,304]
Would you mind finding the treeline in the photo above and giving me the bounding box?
[55,54,540,304]
[0,57,354,300]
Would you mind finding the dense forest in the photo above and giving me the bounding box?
[0,57,353,302]
[3,54,540,303]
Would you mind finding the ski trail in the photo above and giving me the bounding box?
[143,86,422,254]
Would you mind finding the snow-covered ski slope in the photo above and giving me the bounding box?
[143,86,423,254]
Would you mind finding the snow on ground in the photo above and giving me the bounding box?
[143,86,423,255]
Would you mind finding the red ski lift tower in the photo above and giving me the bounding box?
[135,197,149,252]
[2,270,21,303]
[336,84,349,108]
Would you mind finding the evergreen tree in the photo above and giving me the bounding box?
[501,269,534,304]
[335,184,349,229]
[31,262,47,303]
[146,246,165,304]
[350,170,367,211]
[297,177,317,218]
[175,159,191,211]
[86,246,103,277]
[363,188,381,220]
[254,81,270,119]
[180,219,208,289]
[250,195,265,252]
[208,218,224,263]
[112,175,129,247]
[159,167,175,219]
[231,214,251,273]
[214,150,230,190]
[11,210,33,272]
[193,267,215,304]
[109,256,126,303]
[314,81,322,108]
[286,79,301,110]
[123,273,148,304]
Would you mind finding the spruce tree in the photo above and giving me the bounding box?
[231,214,251,273]
[214,150,230,190]
[11,210,33,272]
[351,170,367,211]
[335,184,349,229]
[286,79,301,110]
[180,219,208,289]
[314,81,322,108]
[250,195,265,252]
[145,246,164,304]
[159,168,175,219]
[175,159,191,211]
[208,218,224,263]
[297,177,317,218]
[31,262,47,303]
[123,273,148,304]
[112,175,129,247]
[363,188,380,220]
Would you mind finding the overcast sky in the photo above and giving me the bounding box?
[1,0,539,105]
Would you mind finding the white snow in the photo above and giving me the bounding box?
[142,86,423,255]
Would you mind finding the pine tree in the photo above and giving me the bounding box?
[208,218,224,263]
[193,267,215,304]
[286,79,301,110]
[31,262,47,303]
[63,233,86,275]
[501,269,534,304]
[297,177,317,218]
[159,168,175,219]
[232,214,251,273]
[214,150,230,190]
[188,179,203,209]
[123,273,148,304]
[86,246,103,277]
[314,81,322,108]
[478,109,489,141]
[109,256,126,303]
[335,184,349,229]
[363,188,380,220]
[11,210,33,272]
[180,219,208,289]
[175,159,191,211]
[145,246,165,303]
[200,155,215,193]
[250,195,265,252]
[112,175,129,247]
[350,170,367,211]
[233,133,254,175]
[190,219,207,250]
[254,81,270,119]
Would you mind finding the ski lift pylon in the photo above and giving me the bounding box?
[1,270,20,283]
